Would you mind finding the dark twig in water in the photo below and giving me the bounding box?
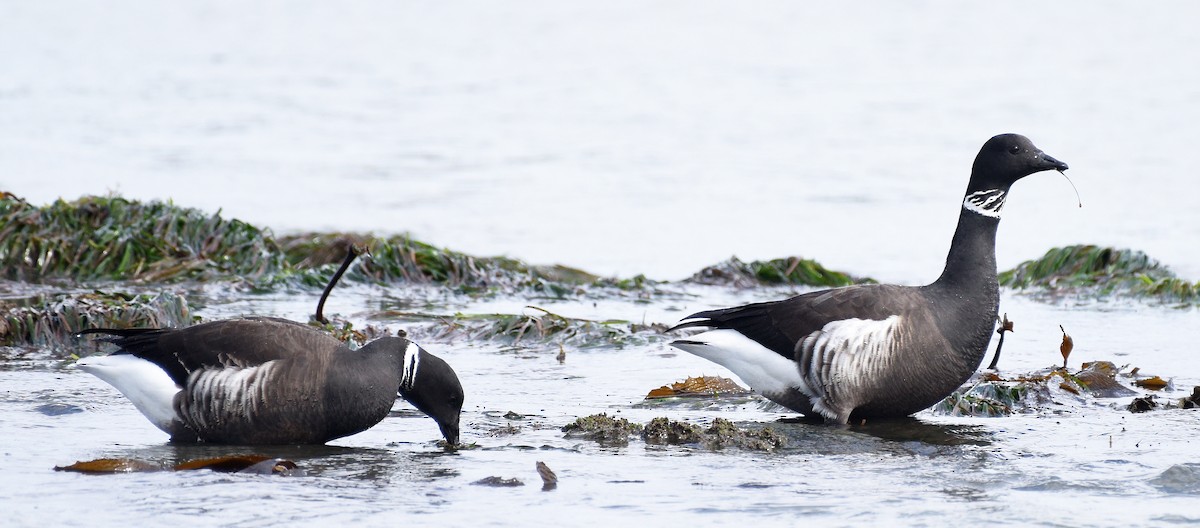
[1059,169,1082,208]
[986,313,1013,370]
[315,244,361,324]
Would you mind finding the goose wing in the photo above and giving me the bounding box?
[80,317,343,386]
[672,284,923,358]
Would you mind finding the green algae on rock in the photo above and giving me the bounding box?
[563,414,785,451]
[0,194,654,296]
[999,245,1199,302]
[686,256,872,288]
[562,413,644,447]
[0,290,192,350]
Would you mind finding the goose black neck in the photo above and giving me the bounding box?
[931,205,1000,292]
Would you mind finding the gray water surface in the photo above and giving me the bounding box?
[4,289,1199,526]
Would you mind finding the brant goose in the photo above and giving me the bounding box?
[670,133,1069,424]
[76,317,464,445]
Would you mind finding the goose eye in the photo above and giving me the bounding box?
[1008,145,1021,154]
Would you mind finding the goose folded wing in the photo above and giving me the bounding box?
[677,284,925,360]
[83,317,343,387]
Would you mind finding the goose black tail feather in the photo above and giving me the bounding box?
[77,327,171,351]
[77,327,167,338]
[77,327,187,384]
[669,301,796,359]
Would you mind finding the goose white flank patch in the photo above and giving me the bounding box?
[76,317,465,445]
[670,133,1069,424]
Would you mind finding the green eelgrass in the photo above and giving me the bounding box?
[999,245,1199,302]
[1,290,192,350]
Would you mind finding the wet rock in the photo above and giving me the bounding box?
[1128,396,1157,413]
[642,417,703,445]
[473,476,524,487]
[562,413,643,447]
[1180,387,1200,409]
[701,418,787,450]
[641,417,786,451]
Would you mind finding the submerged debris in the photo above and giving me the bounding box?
[645,376,751,399]
[998,245,1199,303]
[685,256,870,288]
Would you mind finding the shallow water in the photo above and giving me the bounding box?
[3,1,1200,526]
[5,288,1199,526]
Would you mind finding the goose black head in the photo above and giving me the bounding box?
[396,342,464,446]
[968,133,1069,193]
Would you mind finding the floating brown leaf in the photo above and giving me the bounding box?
[54,458,160,473]
[1059,325,1074,369]
[645,376,750,399]
[173,454,272,472]
[1133,376,1169,390]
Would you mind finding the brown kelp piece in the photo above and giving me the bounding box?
[54,458,160,473]
[1059,325,1074,369]
[645,376,750,399]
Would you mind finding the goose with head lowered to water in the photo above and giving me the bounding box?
[76,317,464,445]
[669,133,1069,424]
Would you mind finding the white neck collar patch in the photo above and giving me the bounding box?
[963,189,1006,218]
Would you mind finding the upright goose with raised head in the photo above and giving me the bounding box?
[670,133,1069,424]
[76,317,464,445]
